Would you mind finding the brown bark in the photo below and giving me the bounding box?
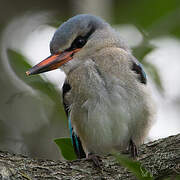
[0,134,179,180]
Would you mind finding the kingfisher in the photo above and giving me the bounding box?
[26,14,155,166]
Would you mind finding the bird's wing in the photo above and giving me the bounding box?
[62,81,86,159]
[131,58,147,84]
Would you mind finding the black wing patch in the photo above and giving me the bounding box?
[62,81,71,116]
[62,81,86,159]
[131,61,147,84]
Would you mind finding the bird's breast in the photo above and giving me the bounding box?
[66,62,131,153]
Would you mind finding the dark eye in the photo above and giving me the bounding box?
[73,36,86,48]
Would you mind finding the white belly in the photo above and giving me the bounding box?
[71,83,150,155]
[68,60,154,155]
[82,94,130,154]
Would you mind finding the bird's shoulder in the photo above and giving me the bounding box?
[93,47,147,84]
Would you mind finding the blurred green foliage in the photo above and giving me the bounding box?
[113,0,180,37]
[8,50,60,101]
[7,49,66,120]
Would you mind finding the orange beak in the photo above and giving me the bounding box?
[26,48,80,76]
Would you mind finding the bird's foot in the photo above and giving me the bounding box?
[87,153,102,168]
[128,139,138,159]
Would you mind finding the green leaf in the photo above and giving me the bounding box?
[54,138,77,160]
[113,153,154,180]
[7,49,62,106]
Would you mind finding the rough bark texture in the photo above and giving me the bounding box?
[0,134,179,180]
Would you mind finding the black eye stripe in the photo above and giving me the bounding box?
[83,27,95,39]
[66,27,95,51]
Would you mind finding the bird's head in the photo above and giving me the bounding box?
[26,14,128,75]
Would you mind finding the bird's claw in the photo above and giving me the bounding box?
[129,139,138,159]
[87,153,102,168]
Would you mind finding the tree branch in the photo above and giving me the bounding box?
[0,134,179,179]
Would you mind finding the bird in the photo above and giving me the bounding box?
[26,14,155,166]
